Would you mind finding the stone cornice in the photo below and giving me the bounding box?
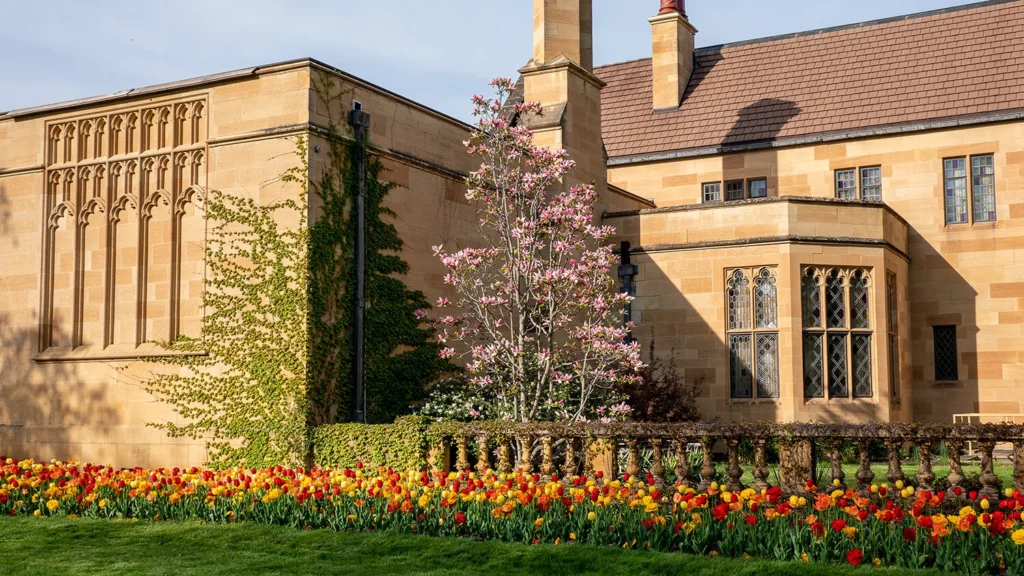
[625,235,910,262]
[603,195,910,229]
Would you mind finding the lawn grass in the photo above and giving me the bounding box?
[0,517,942,576]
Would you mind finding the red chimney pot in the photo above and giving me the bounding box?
[658,0,686,17]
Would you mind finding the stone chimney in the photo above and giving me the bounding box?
[533,0,593,71]
[649,0,697,111]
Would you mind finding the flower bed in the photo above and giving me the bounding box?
[3,457,1024,573]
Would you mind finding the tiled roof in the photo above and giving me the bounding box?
[596,0,1024,161]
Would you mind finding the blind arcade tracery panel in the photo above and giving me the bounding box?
[39,99,208,355]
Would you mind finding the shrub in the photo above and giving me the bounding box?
[312,416,429,470]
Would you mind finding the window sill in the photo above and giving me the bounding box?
[728,398,782,405]
[803,397,878,405]
[33,343,207,363]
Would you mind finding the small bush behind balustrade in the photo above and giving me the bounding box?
[312,416,429,471]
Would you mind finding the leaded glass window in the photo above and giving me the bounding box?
[933,325,958,381]
[730,334,753,399]
[944,158,968,224]
[860,167,882,201]
[756,334,780,398]
[852,335,872,398]
[826,270,846,329]
[828,334,848,398]
[725,180,745,201]
[802,269,822,329]
[972,155,996,222]
[703,182,722,203]
[803,334,824,399]
[754,268,778,329]
[850,270,870,329]
[802,266,874,400]
[835,169,857,199]
[748,178,768,198]
[727,270,750,330]
[726,267,778,399]
[887,272,900,403]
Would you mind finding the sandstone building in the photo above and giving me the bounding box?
[1,0,1023,466]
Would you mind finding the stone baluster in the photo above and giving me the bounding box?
[855,439,875,493]
[516,435,533,474]
[725,438,743,492]
[752,439,770,492]
[698,437,716,492]
[826,439,846,492]
[475,434,491,474]
[455,435,470,473]
[915,439,935,493]
[562,437,577,480]
[1014,440,1024,493]
[626,438,641,478]
[650,438,667,489]
[583,437,597,479]
[885,438,906,486]
[540,436,556,479]
[945,439,965,498]
[675,438,694,489]
[497,440,513,474]
[978,440,1000,501]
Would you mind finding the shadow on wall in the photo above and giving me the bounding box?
[907,237,979,423]
[0,184,10,246]
[0,312,122,461]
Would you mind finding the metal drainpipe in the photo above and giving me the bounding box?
[618,241,638,344]
[348,105,371,423]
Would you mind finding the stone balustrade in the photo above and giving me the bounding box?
[426,422,1024,496]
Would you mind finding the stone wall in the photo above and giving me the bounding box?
[608,121,1024,423]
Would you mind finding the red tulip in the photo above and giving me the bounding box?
[847,549,864,566]
[903,527,917,542]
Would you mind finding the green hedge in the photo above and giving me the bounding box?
[312,416,429,470]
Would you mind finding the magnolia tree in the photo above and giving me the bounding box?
[426,78,643,423]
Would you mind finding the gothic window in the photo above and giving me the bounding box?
[727,270,750,331]
[727,267,779,399]
[754,268,777,329]
[887,272,900,403]
[826,270,846,328]
[802,267,874,400]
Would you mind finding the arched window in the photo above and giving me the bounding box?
[727,270,750,331]
[802,267,874,400]
[727,267,778,399]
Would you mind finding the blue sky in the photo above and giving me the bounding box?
[0,0,972,121]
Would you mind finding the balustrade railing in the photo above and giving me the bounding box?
[426,422,1024,496]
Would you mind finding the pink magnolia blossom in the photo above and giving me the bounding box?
[430,78,643,422]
